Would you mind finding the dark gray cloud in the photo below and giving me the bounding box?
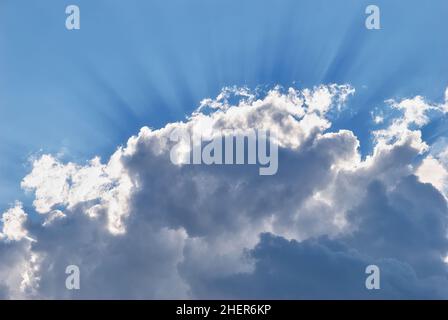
[191,233,448,299]
[346,176,448,277]
[183,175,448,299]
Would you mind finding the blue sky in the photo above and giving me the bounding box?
[1,0,447,212]
[1,0,448,299]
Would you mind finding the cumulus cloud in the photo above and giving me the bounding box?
[1,84,448,299]
[0,203,30,242]
[0,203,38,298]
[417,156,448,199]
[197,233,448,299]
